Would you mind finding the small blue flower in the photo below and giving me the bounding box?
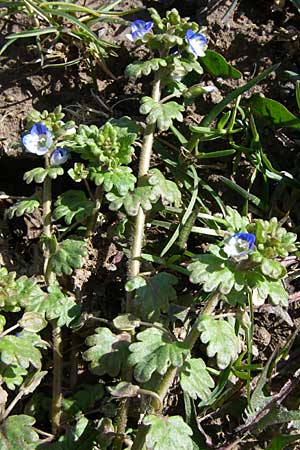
[185,29,207,57]
[22,123,53,156]
[223,232,256,257]
[50,148,69,166]
[126,20,153,41]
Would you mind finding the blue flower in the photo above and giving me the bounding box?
[223,232,256,257]
[126,20,153,41]
[50,148,69,166]
[22,123,53,156]
[185,29,207,57]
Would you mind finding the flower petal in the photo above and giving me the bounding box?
[127,20,153,41]
[223,232,256,257]
[185,29,207,57]
[22,123,53,155]
[50,148,69,166]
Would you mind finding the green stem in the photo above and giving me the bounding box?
[42,155,62,435]
[43,155,52,275]
[246,289,254,403]
[86,185,103,237]
[51,322,63,435]
[127,73,161,303]
[113,72,162,449]
[131,292,220,450]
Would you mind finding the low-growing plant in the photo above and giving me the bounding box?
[1,6,300,450]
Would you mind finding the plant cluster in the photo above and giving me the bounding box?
[0,4,300,450]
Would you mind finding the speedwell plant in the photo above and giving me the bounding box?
[0,6,298,450]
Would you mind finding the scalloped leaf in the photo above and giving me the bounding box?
[128,327,189,383]
[140,97,184,131]
[198,316,240,369]
[83,327,130,377]
[107,186,155,216]
[0,269,45,312]
[179,357,215,401]
[125,58,167,79]
[261,258,286,280]
[148,168,181,207]
[1,365,27,390]
[7,198,40,219]
[188,254,241,295]
[18,312,47,333]
[107,169,181,215]
[47,166,64,179]
[144,415,193,450]
[53,190,94,225]
[0,332,46,370]
[68,162,89,182]
[0,415,40,450]
[23,168,47,184]
[48,239,87,275]
[27,284,80,327]
[254,278,288,307]
[126,272,178,322]
[23,167,63,184]
[89,166,136,195]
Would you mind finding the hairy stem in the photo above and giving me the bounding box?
[127,73,161,305]
[114,73,162,448]
[51,323,63,435]
[43,155,62,435]
[131,292,220,450]
[86,185,103,237]
[43,155,52,275]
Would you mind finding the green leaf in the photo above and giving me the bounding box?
[107,186,155,216]
[125,58,167,79]
[140,97,184,131]
[224,206,249,232]
[148,168,181,208]
[198,316,240,369]
[0,415,40,450]
[107,169,181,215]
[188,254,240,295]
[113,314,141,331]
[0,316,5,334]
[1,365,27,390]
[179,357,215,401]
[23,168,47,184]
[254,278,288,307]
[266,434,300,450]
[68,162,89,182]
[128,272,178,322]
[63,384,104,417]
[27,284,80,327]
[0,332,46,370]
[83,327,130,377]
[70,122,136,166]
[201,50,241,79]
[261,258,286,279]
[249,93,300,129]
[90,166,136,195]
[18,312,47,332]
[7,198,40,219]
[128,327,189,383]
[200,64,280,128]
[47,166,64,179]
[144,415,193,450]
[0,269,45,312]
[53,190,94,225]
[48,239,87,275]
